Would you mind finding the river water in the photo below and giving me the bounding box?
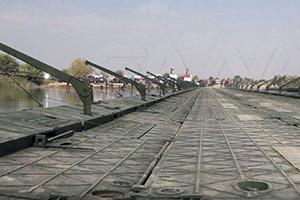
[0,86,140,113]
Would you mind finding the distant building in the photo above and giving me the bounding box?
[183,68,192,82]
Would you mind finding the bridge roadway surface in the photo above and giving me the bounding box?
[0,88,299,200]
[0,90,192,157]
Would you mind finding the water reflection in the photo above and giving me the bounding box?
[0,86,141,113]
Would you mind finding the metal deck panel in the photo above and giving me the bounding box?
[0,88,299,199]
[0,89,201,199]
[143,89,300,200]
[0,91,194,157]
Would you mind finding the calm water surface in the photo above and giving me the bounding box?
[0,86,140,113]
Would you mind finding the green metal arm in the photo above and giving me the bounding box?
[171,77,196,89]
[279,77,300,94]
[256,79,272,90]
[125,67,166,95]
[167,76,183,91]
[85,60,146,100]
[146,71,176,92]
[232,80,242,88]
[266,77,286,92]
[0,42,92,115]
[239,80,249,89]
[249,81,260,90]
[244,81,254,90]
[280,77,300,88]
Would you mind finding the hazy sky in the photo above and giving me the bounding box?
[1,0,300,79]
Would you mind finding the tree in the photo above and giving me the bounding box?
[232,75,242,83]
[19,64,43,77]
[67,58,92,78]
[0,53,19,73]
[19,63,44,85]
[231,75,243,88]
[115,69,124,76]
[163,73,169,78]
[192,75,199,81]
[208,76,214,86]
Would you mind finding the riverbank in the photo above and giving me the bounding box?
[47,81,160,89]
[0,75,42,88]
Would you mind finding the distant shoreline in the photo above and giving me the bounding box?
[46,81,159,89]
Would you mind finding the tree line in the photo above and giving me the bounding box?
[0,54,126,86]
[0,53,44,85]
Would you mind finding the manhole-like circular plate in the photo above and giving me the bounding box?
[110,180,132,187]
[237,181,270,192]
[91,190,124,199]
[293,123,299,127]
[60,142,72,146]
[156,187,184,195]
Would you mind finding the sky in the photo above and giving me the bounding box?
[0,0,300,79]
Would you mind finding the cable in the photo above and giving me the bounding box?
[235,48,250,73]
[217,58,227,78]
[261,47,278,78]
[6,73,44,107]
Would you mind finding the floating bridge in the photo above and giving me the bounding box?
[0,43,300,200]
